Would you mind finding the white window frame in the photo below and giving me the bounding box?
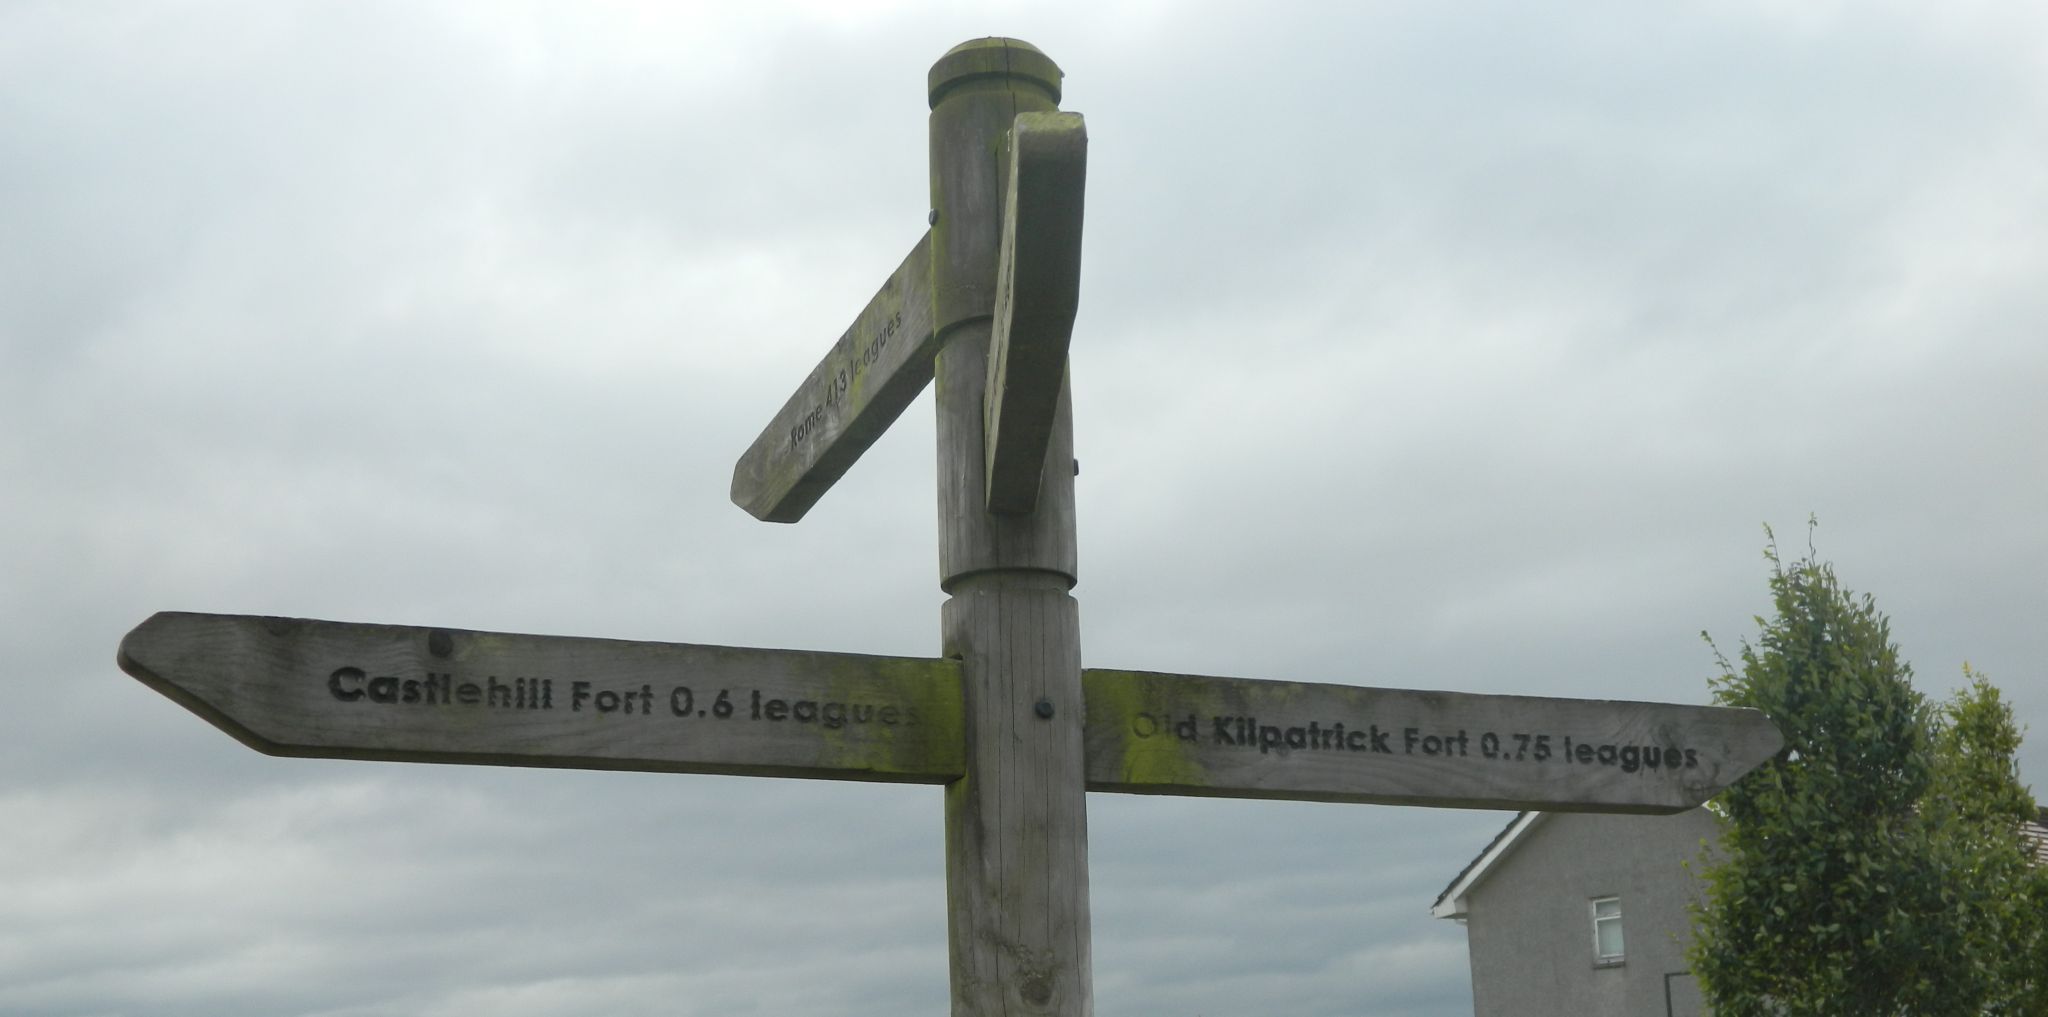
[1591,895,1624,966]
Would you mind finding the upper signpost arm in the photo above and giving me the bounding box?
[983,111,1087,515]
[730,233,939,524]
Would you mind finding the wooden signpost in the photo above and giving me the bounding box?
[120,38,1783,1017]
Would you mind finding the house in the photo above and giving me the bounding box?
[1433,807,2048,1017]
[1431,808,1719,1017]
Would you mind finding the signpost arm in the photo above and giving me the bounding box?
[984,112,1087,515]
[929,39,1092,1016]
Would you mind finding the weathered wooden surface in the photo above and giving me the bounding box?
[927,39,1064,338]
[929,37,1093,1017]
[938,315,1079,588]
[930,49,1077,591]
[984,111,1087,515]
[944,576,1091,1016]
[732,232,939,523]
[1083,668,1784,814]
[120,612,965,782]
[116,612,1785,812]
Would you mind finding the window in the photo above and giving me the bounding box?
[1591,896,1624,965]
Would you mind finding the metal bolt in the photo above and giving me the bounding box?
[928,209,940,226]
[428,630,454,657]
[1035,699,1055,719]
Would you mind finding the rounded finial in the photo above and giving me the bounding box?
[929,38,1062,109]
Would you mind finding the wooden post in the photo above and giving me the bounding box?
[929,39,1091,1016]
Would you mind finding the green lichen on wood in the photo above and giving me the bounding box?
[1082,668,1213,790]
[808,654,965,777]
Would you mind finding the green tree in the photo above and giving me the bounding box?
[2012,848,2048,1017]
[1927,672,2044,1017]
[1690,533,2039,1017]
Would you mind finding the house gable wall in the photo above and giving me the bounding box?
[1461,809,1718,1017]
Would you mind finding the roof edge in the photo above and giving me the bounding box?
[1431,811,1545,919]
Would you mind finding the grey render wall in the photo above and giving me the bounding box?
[1461,809,1719,1017]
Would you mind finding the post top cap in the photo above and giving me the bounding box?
[929,38,1062,108]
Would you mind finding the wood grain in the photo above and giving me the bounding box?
[984,111,1087,515]
[929,37,1092,1017]
[943,576,1091,1017]
[120,612,965,783]
[731,232,939,523]
[1083,667,1783,814]
[928,43,1078,590]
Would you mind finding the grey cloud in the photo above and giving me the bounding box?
[5,3,2045,1016]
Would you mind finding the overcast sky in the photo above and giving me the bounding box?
[5,3,2045,1015]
